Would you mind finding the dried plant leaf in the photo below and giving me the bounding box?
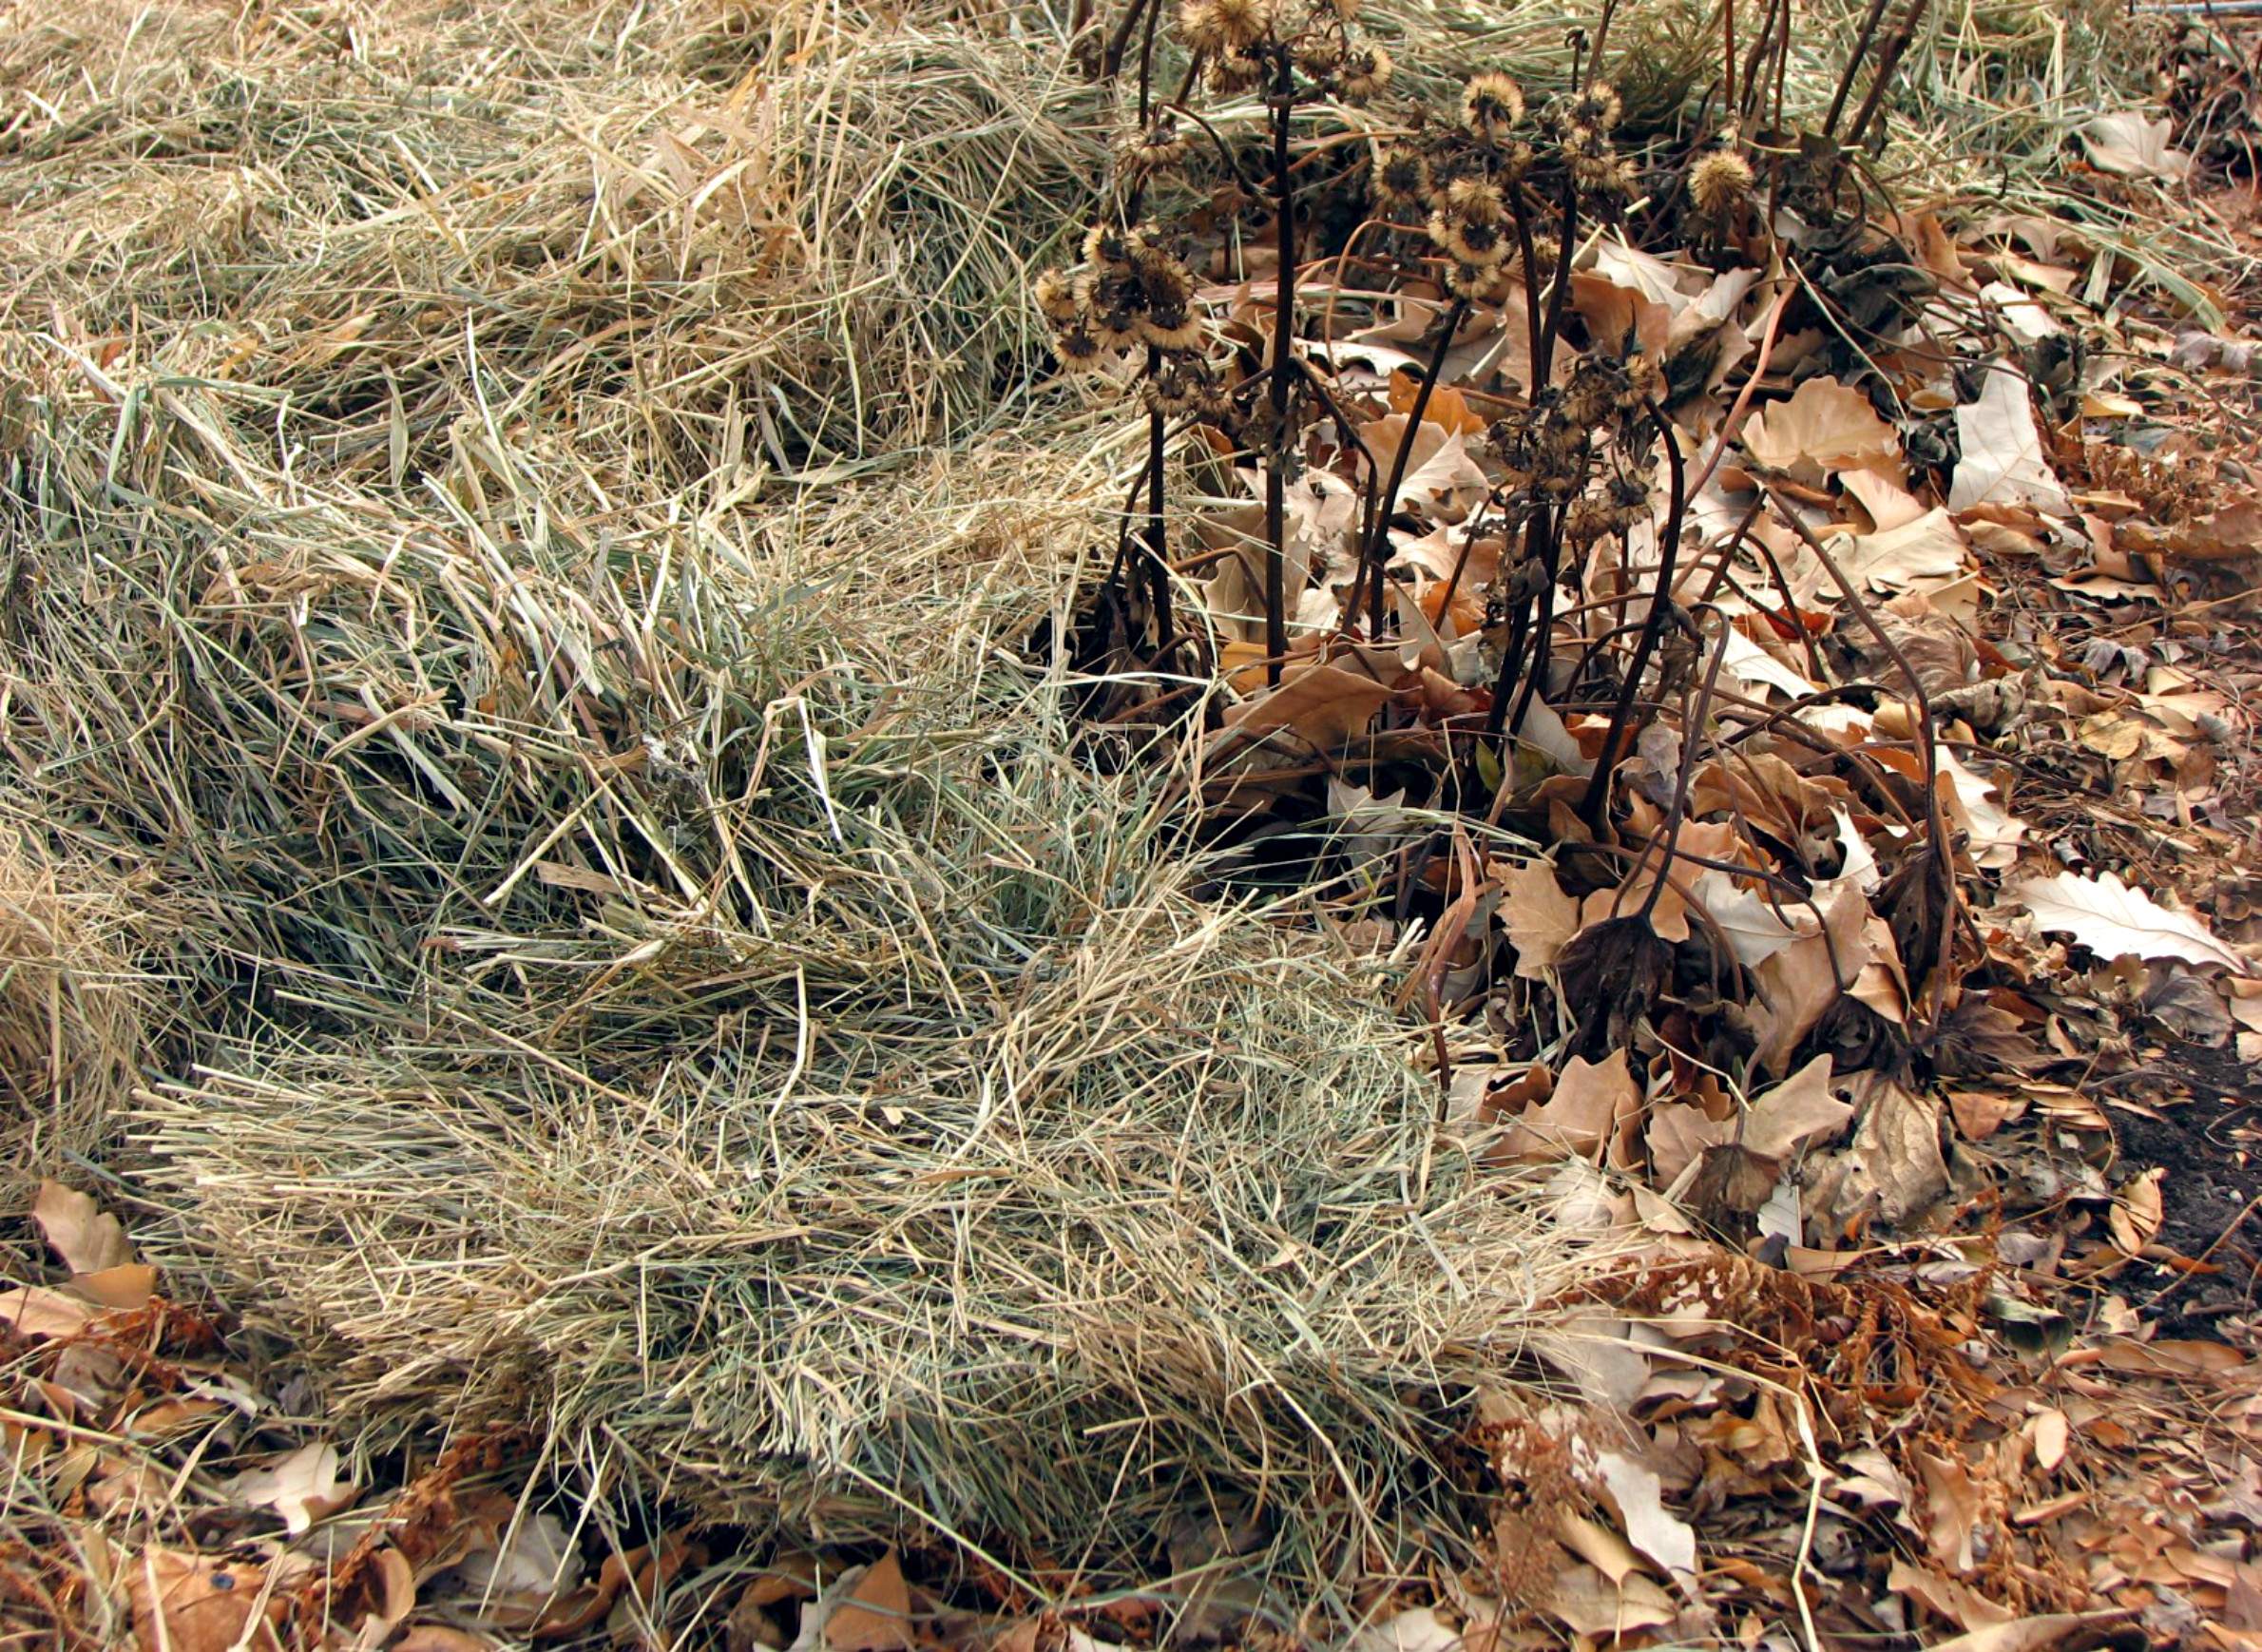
[1743,376,1900,483]
[825,1551,913,1652]
[33,1182,136,1275]
[226,1442,356,1535]
[2078,112,2192,181]
[1545,1563,1677,1637]
[1948,370,2070,516]
[2011,870,2246,970]
[1596,1450,1696,1576]
[0,1284,97,1338]
[1221,663,1394,751]
[1501,860,1580,980]
[127,1549,282,1652]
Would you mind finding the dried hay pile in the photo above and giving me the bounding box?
[0,0,2187,1604]
[0,0,1602,1595]
[0,841,158,1229]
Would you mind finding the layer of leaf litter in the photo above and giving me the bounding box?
[0,0,2203,1607]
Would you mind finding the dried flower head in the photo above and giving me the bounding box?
[1431,211,1510,267]
[1445,176,1506,221]
[1619,352,1662,409]
[1183,0,1272,50]
[1688,148,1755,217]
[1572,82,1622,130]
[1371,144,1431,208]
[1561,494,1613,547]
[1089,309,1143,352]
[1118,122,1193,182]
[1137,253,1197,311]
[1054,324,1107,374]
[1336,46,1391,101]
[1563,361,1618,427]
[1464,71,1525,142]
[1445,259,1515,302]
[1083,221,1140,271]
[1605,470,1654,527]
[1295,33,1346,77]
[1135,305,1207,351]
[1208,49,1267,93]
[1034,269,1081,325]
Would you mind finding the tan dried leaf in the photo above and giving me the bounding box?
[1595,1450,1696,1576]
[226,1442,356,1535]
[1916,1449,1982,1572]
[1494,1049,1639,1162]
[1948,370,2070,515]
[826,1551,913,1652]
[1221,663,1394,751]
[0,1284,97,1339]
[33,1183,136,1275]
[128,1549,283,1652]
[1500,860,1580,980]
[2078,112,2192,181]
[1743,376,1900,483]
[1744,1055,1855,1159]
[1544,1564,1677,1637]
[2108,1166,2165,1256]
[2012,870,2246,970]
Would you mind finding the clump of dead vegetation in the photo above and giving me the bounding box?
[0,0,2249,1641]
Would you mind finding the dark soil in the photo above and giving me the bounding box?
[2112,1046,2262,1341]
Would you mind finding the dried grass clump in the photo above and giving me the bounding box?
[0,0,1109,464]
[0,840,156,1219]
[1,351,1573,1594]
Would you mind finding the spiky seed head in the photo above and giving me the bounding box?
[1576,83,1623,130]
[1445,177,1506,222]
[1445,259,1513,303]
[1034,269,1081,325]
[1138,255,1196,310]
[1295,34,1345,76]
[1207,49,1266,93]
[1136,309,1207,351]
[1055,326,1106,373]
[1117,125,1192,182]
[1336,46,1390,101]
[1688,149,1755,216]
[1083,221,1138,271]
[1371,144,1430,207]
[1088,298,1143,350]
[1464,71,1525,139]
[1178,0,1230,50]
[1562,495,1612,547]
[1431,212,1509,267]
[1210,0,1275,48]
[1620,353,1663,409]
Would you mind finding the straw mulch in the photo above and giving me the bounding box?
[0,0,2195,1606]
[0,0,1606,1599]
[0,841,161,1237]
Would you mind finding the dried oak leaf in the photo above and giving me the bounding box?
[225,1442,356,1535]
[2010,870,2247,971]
[1221,663,1394,751]
[1743,376,1901,484]
[127,1549,285,1652]
[32,1183,135,1274]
